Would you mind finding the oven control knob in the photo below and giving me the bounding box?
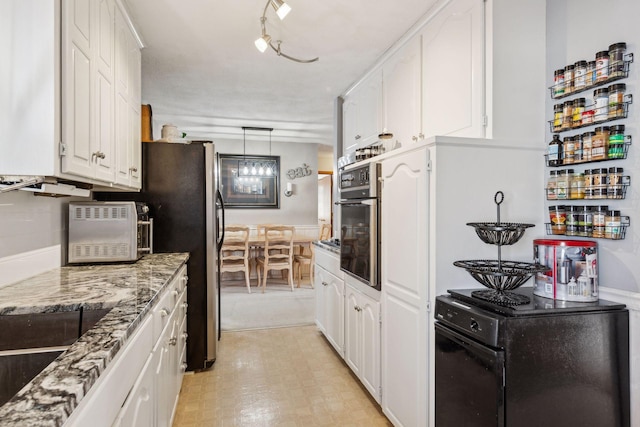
[470,319,480,331]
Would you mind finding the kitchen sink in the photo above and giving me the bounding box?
[0,307,111,406]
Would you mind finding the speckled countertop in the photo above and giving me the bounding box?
[314,240,340,255]
[0,252,189,426]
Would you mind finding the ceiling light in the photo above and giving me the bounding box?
[254,33,271,53]
[270,0,291,20]
[255,0,318,63]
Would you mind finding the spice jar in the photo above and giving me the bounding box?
[591,205,608,238]
[565,205,580,236]
[562,100,574,129]
[609,42,627,78]
[563,136,575,164]
[586,61,597,86]
[553,103,563,131]
[570,171,585,199]
[553,69,565,98]
[581,109,594,125]
[584,169,593,199]
[593,87,609,122]
[592,126,610,161]
[547,170,558,200]
[572,98,585,128]
[608,83,626,119]
[605,210,622,239]
[549,205,567,235]
[608,125,625,159]
[573,133,583,163]
[556,169,570,200]
[577,206,593,237]
[582,131,595,161]
[548,134,563,166]
[608,167,624,199]
[574,60,588,91]
[595,50,610,82]
[564,64,575,94]
[591,167,608,199]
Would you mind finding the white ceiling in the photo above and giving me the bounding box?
[124,0,439,147]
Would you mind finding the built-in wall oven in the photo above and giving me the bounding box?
[337,162,381,289]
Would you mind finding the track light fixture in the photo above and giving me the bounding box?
[254,0,318,64]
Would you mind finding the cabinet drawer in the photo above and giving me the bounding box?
[315,247,341,277]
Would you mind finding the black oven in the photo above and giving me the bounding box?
[337,162,380,289]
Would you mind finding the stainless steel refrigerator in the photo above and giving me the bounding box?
[96,141,223,370]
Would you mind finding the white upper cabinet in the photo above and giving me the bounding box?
[382,36,423,147]
[62,0,117,182]
[342,69,383,155]
[0,0,141,190]
[421,0,485,139]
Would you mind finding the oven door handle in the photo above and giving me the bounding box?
[335,199,375,206]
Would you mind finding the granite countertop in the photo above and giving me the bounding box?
[0,252,189,426]
[314,239,340,255]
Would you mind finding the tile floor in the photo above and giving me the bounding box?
[173,325,392,426]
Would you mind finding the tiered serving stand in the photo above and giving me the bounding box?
[454,191,550,306]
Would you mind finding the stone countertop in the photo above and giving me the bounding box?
[0,252,189,426]
[314,240,340,255]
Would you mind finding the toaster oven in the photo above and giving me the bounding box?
[68,201,153,264]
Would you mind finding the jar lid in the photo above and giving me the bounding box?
[593,205,609,211]
[594,126,610,132]
[609,124,625,132]
[555,69,565,75]
[564,64,575,70]
[573,98,586,105]
[550,170,559,176]
[608,83,626,91]
[594,87,609,96]
[558,169,568,175]
[596,50,609,58]
[567,205,580,212]
[574,60,587,67]
[608,167,624,173]
[549,205,565,210]
[607,210,621,216]
[609,42,627,51]
[582,131,596,137]
[565,169,575,174]
[563,136,573,142]
[554,103,563,109]
[593,168,608,173]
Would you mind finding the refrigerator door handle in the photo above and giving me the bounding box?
[216,189,225,251]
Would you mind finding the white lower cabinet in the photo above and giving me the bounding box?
[344,281,381,403]
[314,247,344,356]
[66,266,188,427]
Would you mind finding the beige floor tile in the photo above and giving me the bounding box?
[172,325,391,426]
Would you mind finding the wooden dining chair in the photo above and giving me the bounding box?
[256,225,295,292]
[319,223,331,240]
[219,225,252,293]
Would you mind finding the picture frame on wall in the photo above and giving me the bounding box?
[218,154,280,209]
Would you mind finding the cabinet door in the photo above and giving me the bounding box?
[359,293,380,403]
[324,269,345,356]
[113,352,156,427]
[421,0,485,138]
[344,287,361,375]
[342,96,358,155]
[62,0,94,178]
[381,147,429,427]
[383,37,422,147]
[355,69,383,147]
[155,310,177,427]
[314,267,327,333]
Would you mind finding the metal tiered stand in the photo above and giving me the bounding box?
[454,191,550,306]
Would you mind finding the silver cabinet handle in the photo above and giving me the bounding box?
[182,332,188,340]
[322,281,329,287]
[95,151,106,159]
[160,308,170,318]
[354,305,362,312]
[419,132,424,139]
[129,166,138,172]
[181,363,188,372]
[182,302,188,309]
[355,134,361,140]
[169,337,178,346]
[172,289,179,298]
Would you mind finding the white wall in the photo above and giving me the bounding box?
[212,138,319,226]
[546,0,640,293]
